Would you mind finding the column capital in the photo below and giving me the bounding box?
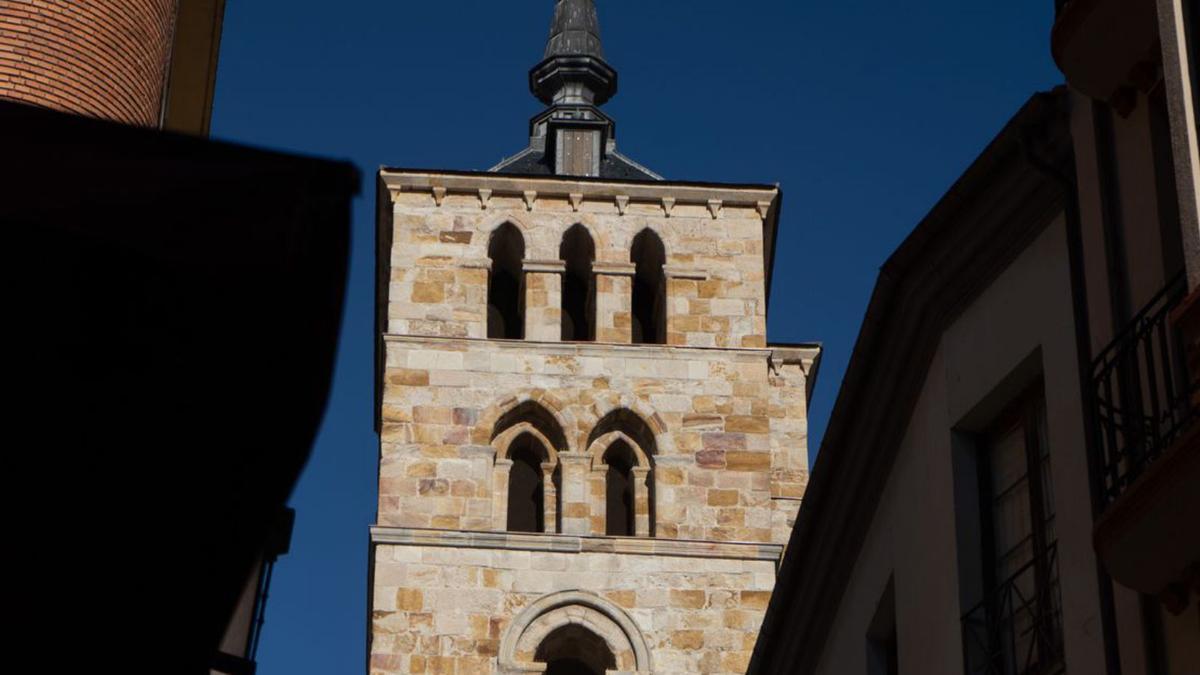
[523,259,566,274]
[593,262,635,276]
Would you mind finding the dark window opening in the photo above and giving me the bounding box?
[560,224,596,342]
[588,409,657,537]
[867,579,898,675]
[631,229,666,345]
[604,440,636,537]
[488,223,525,340]
[536,624,617,675]
[507,434,545,533]
[962,391,1062,675]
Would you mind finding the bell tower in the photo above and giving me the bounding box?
[370,2,820,673]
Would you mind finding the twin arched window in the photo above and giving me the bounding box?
[493,404,656,538]
[486,224,667,345]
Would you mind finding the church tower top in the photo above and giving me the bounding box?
[493,0,660,180]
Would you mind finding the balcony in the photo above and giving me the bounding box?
[1051,0,1160,104]
[961,543,1064,675]
[1091,274,1200,607]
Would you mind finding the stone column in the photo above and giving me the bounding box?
[557,452,591,534]
[589,465,608,535]
[492,459,513,531]
[632,467,651,537]
[524,260,565,342]
[541,461,559,534]
[593,262,635,343]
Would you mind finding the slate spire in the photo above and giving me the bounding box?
[491,1,659,180]
[544,0,605,60]
[530,0,617,106]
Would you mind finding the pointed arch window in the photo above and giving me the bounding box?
[507,434,546,533]
[630,229,666,345]
[492,400,568,534]
[603,440,636,537]
[587,408,658,538]
[560,224,596,342]
[488,223,525,340]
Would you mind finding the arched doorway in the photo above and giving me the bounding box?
[536,624,616,675]
[499,591,651,674]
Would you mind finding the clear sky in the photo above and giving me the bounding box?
[210,1,1061,672]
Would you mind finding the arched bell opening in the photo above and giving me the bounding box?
[603,440,637,537]
[630,228,666,345]
[536,624,617,675]
[507,433,548,533]
[560,223,596,342]
[488,222,526,339]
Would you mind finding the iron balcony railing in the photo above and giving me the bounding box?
[1091,273,1197,506]
[962,543,1064,675]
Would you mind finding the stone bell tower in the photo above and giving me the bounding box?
[369,2,820,673]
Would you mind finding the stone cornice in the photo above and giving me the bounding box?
[769,345,823,404]
[370,526,784,562]
[380,169,780,212]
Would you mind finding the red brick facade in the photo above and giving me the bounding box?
[0,0,177,126]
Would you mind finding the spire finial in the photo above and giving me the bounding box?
[545,0,605,60]
[530,0,617,106]
[492,1,659,180]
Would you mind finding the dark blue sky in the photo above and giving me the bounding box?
[210,1,1061,672]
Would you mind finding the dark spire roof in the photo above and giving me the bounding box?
[530,0,616,106]
[491,1,661,180]
[545,0,605,60]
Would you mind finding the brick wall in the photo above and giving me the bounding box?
[0,0,177,126]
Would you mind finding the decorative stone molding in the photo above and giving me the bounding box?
[756,200,772,220]
[523,260,568,274]
[614,195,629,216]
[769,346,822,379]
[478,391,577,453]
[707,199,723,219]
[569,193,584,212]
[661,196,675,217]
[524,190,538,211]
[478,188,493,210]
[381,170,780,212]
[494,423,561,464]
[586,431,651,471]
[499,591,652,674]
[431,186,447,207]
[370,526,786,561]
[592,262,636,277]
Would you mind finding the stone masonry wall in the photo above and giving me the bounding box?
[385,188,769,349]
[371,540,777,675]
[380,337,810,545]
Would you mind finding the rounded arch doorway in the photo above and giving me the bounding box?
[499,590,651,674]
[536,624,616,675]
